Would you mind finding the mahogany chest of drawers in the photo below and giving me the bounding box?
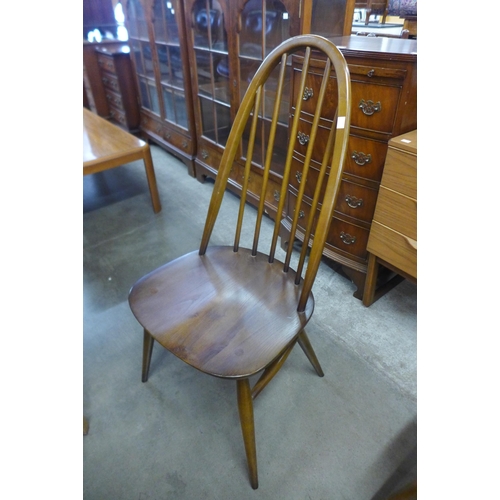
[362,129,417,306]
[279,36,417,299]
[95,45,140,133]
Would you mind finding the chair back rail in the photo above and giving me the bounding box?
[199,35,351,312]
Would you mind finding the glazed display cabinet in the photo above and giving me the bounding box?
[123,0,197,175]
[185,0,354,218]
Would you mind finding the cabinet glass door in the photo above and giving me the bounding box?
[152,0,190,129]
[190,0,230,146]
[126,0,161,115]
[238,0,292,177]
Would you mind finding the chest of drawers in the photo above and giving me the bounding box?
[95,45,140,133]
[362,129,417,305]
[279,36,417,299]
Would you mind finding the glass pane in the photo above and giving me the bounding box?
[215,103,231,146]
[311,0,348,37]
[149,81,161,114]
[163,87,175,120]
[128,0,149,38]
[142,42,155,77]
[156,44,171,83]
[195,49,213,97]
[169,46,184,86]
[139,78,151,109]
[174,91,189,129]
[264,1,289,55]
[213,54,230,104]
[164,0,180,43]
[130,40,144,73]
[153,0,167,41]
[200,97,216,141]
[263,62,290,123]
[191,0,226,51]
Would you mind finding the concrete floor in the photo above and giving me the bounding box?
[83,145,417,499]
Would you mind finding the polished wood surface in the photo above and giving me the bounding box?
[83,108,161,213]
[129,35,351,489]
[363,129,416,306]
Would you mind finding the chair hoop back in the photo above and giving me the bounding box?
[199,34,351,312]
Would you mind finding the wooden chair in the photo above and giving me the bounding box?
[128,34,351,489]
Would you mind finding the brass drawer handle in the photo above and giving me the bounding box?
[295,171,302,183]
[351,151,372,166]
[345,195,363,209]
[274,190,280,201]
[359,99,381,116]
[297,131,309,146]
[303,87,314,100]
[367,69,375,77]
[298,210,305,219]
[340,231,356,245]
[201,149,209,159]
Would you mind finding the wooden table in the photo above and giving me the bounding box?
[83,108,161,213]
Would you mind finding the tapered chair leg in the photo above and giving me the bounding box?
[142,329,154,382]
[237,379,258,489]
[297,330,324,377]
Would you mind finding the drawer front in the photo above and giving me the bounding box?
[163,126,194,156]
[109,107,127,127]
[292,69,338,120]
[104,89,124,111]
[373,186,416,240]
[337,179,378,223]
[101,71,120,93]
[97,53,116,74]
[290,155,325,201]
[287,190,370,260]
[293,116,333,165]
[346,135,388,183]
[328,217,370,260]
[381,148,417,199]
[351,81,400,134]
[141,113,164,137]
[367,221,417,278]
[293,64,403,135]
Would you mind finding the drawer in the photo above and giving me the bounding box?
[286,190,370,260]
[141,113,164,136]
[290,155,326,201]
[109,106,127,127]
[104,89,124,111]
[381,147,417,199]
[292,68,338,120]
[101,71,120,93]
[351,81,400,134]
[292,63,403,135]
[337,179,378,223]
[373,186,416,240]
[327,217,370,260]
[367,221,417,278]
[97,53,116,74]
[346,135,388,183]
[292,115,333,165]
[163,126,194,156]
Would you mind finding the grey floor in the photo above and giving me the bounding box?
[83,145,417,499]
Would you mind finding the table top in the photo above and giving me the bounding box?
[83,108,147,168]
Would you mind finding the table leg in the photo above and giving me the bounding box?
[363,252,379,306]
[142,145,162,213]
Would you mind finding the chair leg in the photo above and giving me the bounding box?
[142,329,154,382]
[297,330,324,377]
[237,379,258,489]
